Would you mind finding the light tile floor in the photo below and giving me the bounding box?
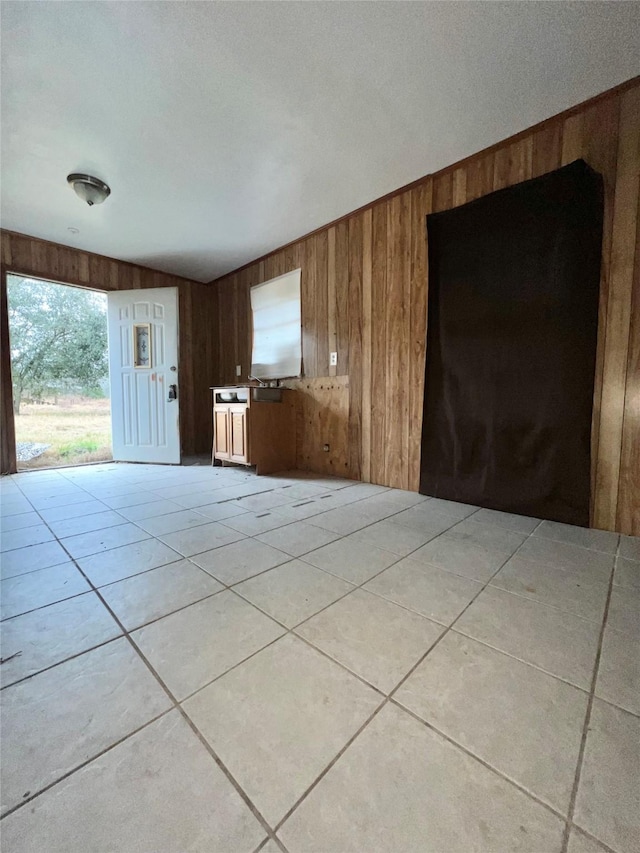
[0,462,638,853]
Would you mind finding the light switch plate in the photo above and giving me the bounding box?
[236,365,242,376]
[330,352,338,366]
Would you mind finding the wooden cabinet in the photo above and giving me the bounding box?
[211,388,296,474]
[213,405,248,463]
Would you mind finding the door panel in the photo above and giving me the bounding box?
[108,287,180,464]
[214,409,230,458]
[230,408,247,462]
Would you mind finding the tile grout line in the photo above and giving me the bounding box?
[122,507,443,705]
[2,481,443,635]
[3,527,626,631]
[4,476,619,708]
[208,506,627,719]
[1,528,287,851]
[180,557,412,705]
[4,472,627,700]
[1,634,123,692]
[481,577,611,620]
[252,836,274,853]
[6,515,410,699]
[212,506,618,715]
[6,479,407,607]
[6,496,575,713]
[528,533,622,557]
[0,503,612,640]
[0,708,175,821]
[10,469,345,853]
[180,507,491,703]
[0,552,184,610]
[5,524,633,752]
[253,834,290,853]
[17,470,162,510]
[272,697,387,835]
[15,476,396,563]
[564,826,620,853]
[9,564,631,722]
[559,537,619,853]
[1,587,97,624]
[272,519,550,835]
[4,465,634,847]
[1,472,494,837]
[3,491,433,694]
[442,630,596,698]
[7,471,617,576]
[389,698,570,824]
[6,465,247,583]
[10,473,616,566]
[9,466,251,527]
[8,471,170,548]
[359,559,609,629]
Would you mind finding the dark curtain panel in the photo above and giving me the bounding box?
[420,159,603,526]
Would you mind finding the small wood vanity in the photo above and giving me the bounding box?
[211,386,296,474]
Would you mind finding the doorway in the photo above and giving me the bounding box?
[6,275,112,471]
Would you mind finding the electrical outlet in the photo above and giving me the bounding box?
[236,365,242,377]
[330,352,338,366]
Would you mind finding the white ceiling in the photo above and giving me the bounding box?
[2,2,639,283]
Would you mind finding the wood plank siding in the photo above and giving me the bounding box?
[212,78,640,534]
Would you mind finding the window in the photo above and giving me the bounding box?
[250,269,301,379]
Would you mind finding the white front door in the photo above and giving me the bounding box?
[107,287,180,464]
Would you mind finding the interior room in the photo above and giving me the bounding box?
[1,2,638,852]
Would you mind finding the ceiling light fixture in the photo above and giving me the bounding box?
[67,173,111,206]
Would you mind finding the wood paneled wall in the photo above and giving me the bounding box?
[213,78,640,535]
[0,231,218,473]
[284,377,351,476]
